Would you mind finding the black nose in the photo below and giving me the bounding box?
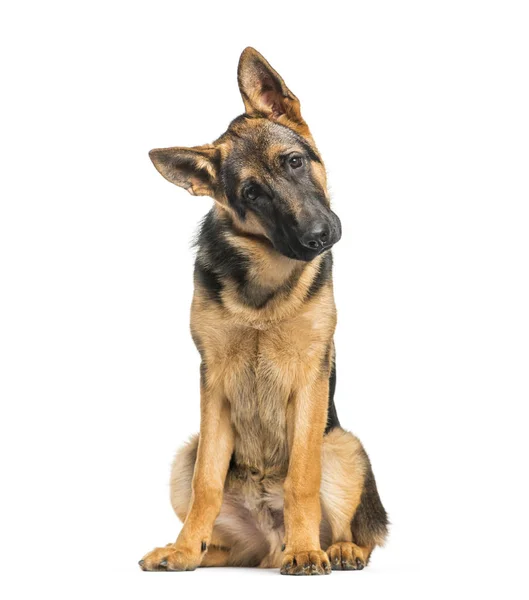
[300,222,331,251]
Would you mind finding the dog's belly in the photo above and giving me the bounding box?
[223,328,291,474]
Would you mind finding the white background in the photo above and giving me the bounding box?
[1,1,528,598]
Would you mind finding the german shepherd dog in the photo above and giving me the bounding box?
[139,48,388,575]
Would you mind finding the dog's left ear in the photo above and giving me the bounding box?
[149,145,218,197]
[237,47,305,125]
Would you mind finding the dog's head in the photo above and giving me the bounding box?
[150,47,341,262]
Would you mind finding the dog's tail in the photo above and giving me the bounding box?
[351,452,389,559]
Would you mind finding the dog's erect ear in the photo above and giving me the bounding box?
[148,145,218,197]
[237,47,304,124]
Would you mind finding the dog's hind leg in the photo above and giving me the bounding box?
[199,545,231,567]
[320,427,388,570]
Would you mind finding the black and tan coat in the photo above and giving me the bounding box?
[140,47,388,576]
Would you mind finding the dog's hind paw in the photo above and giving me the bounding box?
[280,549,331,575]
[326,542,368,571]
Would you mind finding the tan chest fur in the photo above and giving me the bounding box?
[191,281,336,474]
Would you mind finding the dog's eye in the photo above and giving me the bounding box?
[289,156,304,169]
[244,185,259,201]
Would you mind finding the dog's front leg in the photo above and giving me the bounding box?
[281,375,332,576]
[140,380,234,571]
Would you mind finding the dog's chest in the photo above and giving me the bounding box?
[222,325,300,472]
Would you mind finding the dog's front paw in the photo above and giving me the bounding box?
[327,542,367,571]
[139,542,205,572]
[280,549,331,575]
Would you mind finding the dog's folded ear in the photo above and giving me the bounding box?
[237,47,305,127]
[148,145,219,197]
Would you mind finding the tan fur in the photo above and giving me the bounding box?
[321,428,367,543]
[140,47,387,575]
[168,428,372,569]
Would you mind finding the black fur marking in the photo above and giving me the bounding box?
[351,451,389,549]
[194,263,223,303]
[307,252,333,300]
[199,361,207,384]
[325,361,340,434]
[223,169,247,221]
[194,209,249,304]
[201,541,207,552]
[241,286,277,309]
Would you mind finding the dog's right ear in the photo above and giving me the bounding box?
[149,145,218,197]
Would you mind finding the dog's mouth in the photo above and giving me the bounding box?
[283,242,335,262]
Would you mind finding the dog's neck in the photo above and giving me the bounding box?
[195,205,324,315]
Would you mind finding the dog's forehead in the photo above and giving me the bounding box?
[220,118,304,169]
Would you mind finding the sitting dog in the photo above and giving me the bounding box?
[140,47,388,575]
